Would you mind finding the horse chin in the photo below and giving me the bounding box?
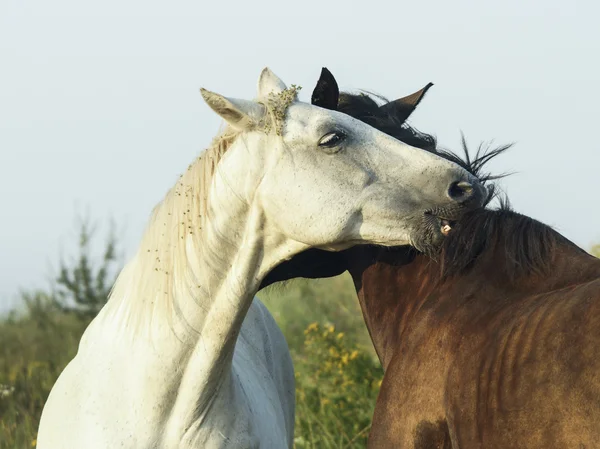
[411,230,445,258]
[413,208,466,257]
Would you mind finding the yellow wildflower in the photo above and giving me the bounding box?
[304,322,319,334]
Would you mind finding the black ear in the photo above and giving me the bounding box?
[311,67,340,110]
[379,83,434,123]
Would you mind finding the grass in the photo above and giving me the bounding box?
[262,275,382,448]
[0,275,381,449]
[2,227,598,448]
[0,293,88,448]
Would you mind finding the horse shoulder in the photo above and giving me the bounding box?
[167,299,295,448]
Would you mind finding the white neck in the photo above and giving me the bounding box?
[96,132,304,429]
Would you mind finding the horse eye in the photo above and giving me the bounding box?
[318,132,346,148]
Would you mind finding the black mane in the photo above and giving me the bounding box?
[439,207,563,280]
[338,92,569,280]
[338,92,510,206]
[337,92,437,151]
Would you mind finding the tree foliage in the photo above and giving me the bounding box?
[53,219,120,318]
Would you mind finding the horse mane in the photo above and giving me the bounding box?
[337,92,510,207]
[439,206,566,280]
[107,126,242,333]
[337,92,438,151]
[337,91,572,280]
[107,88,299,334]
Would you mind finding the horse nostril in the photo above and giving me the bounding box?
[448,181,474,202]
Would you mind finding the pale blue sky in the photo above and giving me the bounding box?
[1,0,599,311]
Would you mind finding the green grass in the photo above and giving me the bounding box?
[0,293,89,448]
[261,273,374,353]
[5,247,598,448]
[262,274,381,448]
[0,275,381,449]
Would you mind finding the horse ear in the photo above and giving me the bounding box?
[311,67,339,110]
[200,88,265,131]
[379,83,434,123]
[257,67,287,99]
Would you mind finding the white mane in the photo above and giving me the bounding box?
[107,127,241,336]
[107,87,302,336]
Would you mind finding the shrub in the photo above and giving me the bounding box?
[293,322,382,448]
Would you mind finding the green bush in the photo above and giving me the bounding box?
[293,322,382,448]
[261,275,382,447]
[1,219,116,448]
[0,295,90,449]
[261,274,374,356]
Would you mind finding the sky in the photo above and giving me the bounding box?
[1,0,600,312]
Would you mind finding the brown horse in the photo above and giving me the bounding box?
[344,212,600,448]
[262,75,600,448]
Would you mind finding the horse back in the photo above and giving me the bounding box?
[445,277,600,448]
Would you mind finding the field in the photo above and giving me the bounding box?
[0,273,381,449]
[2,227,597,449]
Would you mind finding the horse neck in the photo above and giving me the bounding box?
[350,237,600,371]
[453,234,600,297]
[99,133,300,364]
[347,246,430,370]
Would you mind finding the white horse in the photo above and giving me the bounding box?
[37,68,483,449]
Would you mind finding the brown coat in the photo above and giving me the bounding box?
[349,212,600,448]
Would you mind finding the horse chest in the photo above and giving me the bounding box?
[368,327,454,448]
[37,300,294,449]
